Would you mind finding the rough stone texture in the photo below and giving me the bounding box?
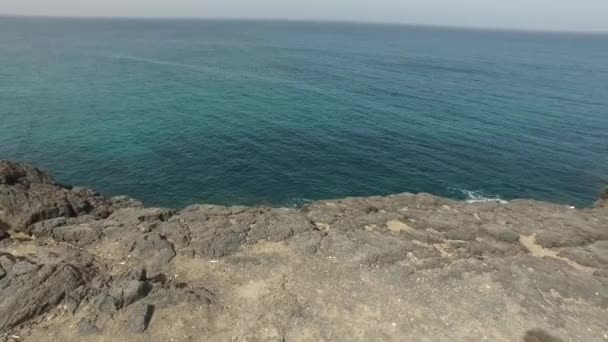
[127,303,154,333]
[1,161,608,341]
[0,246,91,332]
[0,160,141,234]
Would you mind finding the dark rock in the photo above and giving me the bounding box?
[29,217,68,236]
[0,160,54,185]
[109,280,151,309]
[0,263,84,331]
[65,291,82,315]
[95,294,118,315]
[51,224,101,246]
[127,303,154,333]
[0,160,142,233]
[131,233,176,278]
[523,329,563,342]
[108,207,176,225]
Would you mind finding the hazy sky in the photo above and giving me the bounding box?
[2,0,608,32]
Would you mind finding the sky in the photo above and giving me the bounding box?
[1,0,608,32]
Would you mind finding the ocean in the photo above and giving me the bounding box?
[1,17,607,208]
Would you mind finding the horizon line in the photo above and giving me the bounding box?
[2,13,608,35]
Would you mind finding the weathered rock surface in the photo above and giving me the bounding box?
[0,161,607,341]
[0,161,141,234]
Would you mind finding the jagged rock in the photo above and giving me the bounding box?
[130,233,176,278]
[64,290,83,315]
[0,262,84,331]
[51,224,101,246]
[1,161,608,341]
[0,160,138,233]
[109,280,152,309]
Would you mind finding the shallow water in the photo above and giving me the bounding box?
[1,17,607,207]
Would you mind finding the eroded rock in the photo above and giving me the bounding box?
[1,161,608,341]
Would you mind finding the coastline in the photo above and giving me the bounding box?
[1,160,607,341]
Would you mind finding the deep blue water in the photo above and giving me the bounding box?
[1,17,607,208]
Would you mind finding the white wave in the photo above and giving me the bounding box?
[460,189,508,204]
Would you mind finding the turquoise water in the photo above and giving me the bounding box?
[1,17,607,208]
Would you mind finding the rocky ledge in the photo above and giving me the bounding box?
[0,160,607,342]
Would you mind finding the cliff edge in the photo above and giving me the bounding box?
[1,160,607,341]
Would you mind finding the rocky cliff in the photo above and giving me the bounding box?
[0,160,607,341]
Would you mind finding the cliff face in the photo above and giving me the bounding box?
[0,160,607,342]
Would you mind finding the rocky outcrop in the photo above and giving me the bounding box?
[0,160,141,235]
[1,161,608,341]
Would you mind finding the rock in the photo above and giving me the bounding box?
[0,160,54,185]
[64,291,82,315]
[11,260,39,275]
[76,320,100,336]
[523,329,563,342]
[0,263,84,331]
[482,223,520,242]
[595,187,608,208]
[131,234,176,278]
[108,207,176,225]
[127,303,154,333]
[0,160,137,233]
[109,280,151,309]
[95,294,118,315]
[0,254,15,272]
[2,161,608,342]
[51,224,101,246]
[534,230,587,248]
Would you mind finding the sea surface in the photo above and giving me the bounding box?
[1,17,607,208]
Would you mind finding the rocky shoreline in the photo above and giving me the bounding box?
[1,160,607,341]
